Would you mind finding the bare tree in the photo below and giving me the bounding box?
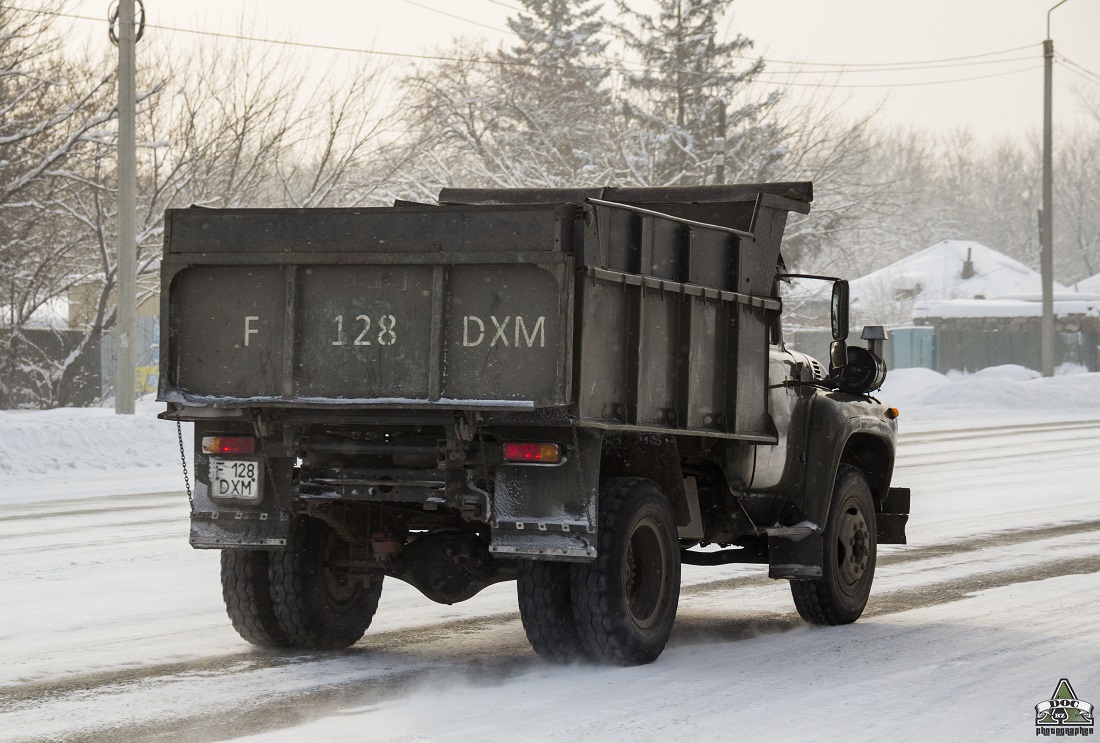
[1,6,399,408]
[0,2,120,406]
[1056,123,1100,281]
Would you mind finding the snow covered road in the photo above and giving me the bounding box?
[2,370,1099,742]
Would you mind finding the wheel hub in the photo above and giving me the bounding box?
[322,531,363,611]
[835,501,870,594]
[622,517,668,630]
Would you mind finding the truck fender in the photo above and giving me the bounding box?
[800,394,896,534]
[598,432,687,526]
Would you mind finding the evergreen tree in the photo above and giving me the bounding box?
[614,0,770,186]
[505,0,609,92]
[403,0,616,190]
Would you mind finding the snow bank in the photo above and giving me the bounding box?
[879,365,1100,424]
[0,399,192,504]
[3,366,1100,505]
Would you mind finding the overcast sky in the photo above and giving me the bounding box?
[59,0,1100,141]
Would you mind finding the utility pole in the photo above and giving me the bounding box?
[1041,0,1072,378]
[113,0,137,414]
[713,100,726,184]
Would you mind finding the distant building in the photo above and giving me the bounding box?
[783,239,1070,330]
[784,240,1097,372]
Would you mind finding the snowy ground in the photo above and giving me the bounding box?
[2,367,1099,742]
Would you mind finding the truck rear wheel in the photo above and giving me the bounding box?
[790,464,877,625]
[517,560,583,663]
[221,549,293,648]
[270,516,383,650]
[571,478,680,665]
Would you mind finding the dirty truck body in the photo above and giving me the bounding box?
[159,182,909,664]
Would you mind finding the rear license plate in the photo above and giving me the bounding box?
[210,458,262,502]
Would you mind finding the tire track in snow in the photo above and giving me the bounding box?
[13,552,1099,743]
[898,418,1100,444]
[4,417,1098,741]
[4,516,1100,743]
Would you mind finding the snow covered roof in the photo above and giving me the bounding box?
[1076,273,1100,293]
[783,240,1071,328]
[788,240,1066,303]
[0,297,69,330]
[914,298,1100,320]
[850,239,1068,304]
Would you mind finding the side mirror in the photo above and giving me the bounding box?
[829,340,848,371]
[831,280,850,341]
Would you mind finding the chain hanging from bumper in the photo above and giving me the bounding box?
[177,420,194,510]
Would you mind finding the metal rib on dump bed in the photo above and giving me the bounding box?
[567,192,798,442]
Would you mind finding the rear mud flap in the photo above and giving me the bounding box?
[190,510,289,548]
[188,459,291,548]
[489,429,601,561]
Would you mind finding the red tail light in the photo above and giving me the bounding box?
[202,436,256,455]
[503,443,561,464]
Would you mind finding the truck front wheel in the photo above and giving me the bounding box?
[270,516,383,650]
[790,464,877,625]
[571,478,681,665]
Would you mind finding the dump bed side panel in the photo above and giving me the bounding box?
[573,198,790,441]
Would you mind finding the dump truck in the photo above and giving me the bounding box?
[158,182,909,665]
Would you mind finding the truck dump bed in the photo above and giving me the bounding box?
[159,183,811,442]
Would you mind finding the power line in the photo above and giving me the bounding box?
[2,4,1055,89]
[1056,53,1100,86]
[477,0,525,13]
[751,55,1036,77]
[1059,63,1100,88]
[752,43,1040,70]
[398,0,507,34]
[754,63,1043,90]
[454,0,1041,74]
[6,4,548,66]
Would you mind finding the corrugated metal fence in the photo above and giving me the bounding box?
[790,326,1098,373]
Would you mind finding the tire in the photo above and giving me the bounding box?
[517,559,583,663]
[220,549,293,648]
[571,478,681,665]
[270,516,383,650]
[791,464,877,625]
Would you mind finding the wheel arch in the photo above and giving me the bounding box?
[839,432,895,509]
[800,393,897,528]
[599,432,687,526]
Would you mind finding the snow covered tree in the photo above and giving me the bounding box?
[0,5,396,408]
[0,2,119,407]
[613,0,773,186]
[1056,121,1100,281]
[400,0,617,192]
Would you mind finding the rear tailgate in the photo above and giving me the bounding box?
[159,205,575,409]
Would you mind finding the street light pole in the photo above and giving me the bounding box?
[1040,0,1071,378]
[114,0,137,414]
